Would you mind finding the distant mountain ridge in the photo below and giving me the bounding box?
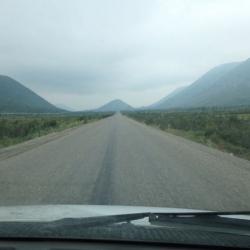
[96,99,134,112]
[2,58,250,114]
[56,104,75,112]
[151,59,250,109]
[0,75,62,113]
[148,86,186,109]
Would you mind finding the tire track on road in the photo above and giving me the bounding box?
[90,122,117,205]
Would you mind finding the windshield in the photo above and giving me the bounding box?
[0,0,250,247]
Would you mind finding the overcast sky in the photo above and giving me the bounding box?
[1,0,250,110]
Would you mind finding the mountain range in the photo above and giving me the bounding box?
[148,86,186,109]
[0,75,62,113]
[56,104,75,112]
[96,99,134,112]
[150,58,250,109]
[1,58,250,113]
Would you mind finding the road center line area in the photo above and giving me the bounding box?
[0,114,250,211]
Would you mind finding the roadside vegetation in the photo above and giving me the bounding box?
[0,112,113,148]
[124,108,250,161]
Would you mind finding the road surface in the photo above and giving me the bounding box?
[0,114,250,211]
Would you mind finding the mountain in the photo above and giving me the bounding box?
[148,86,186,109]
[96,99,134,112]
[56,104,75,112]
[153,59,250,109]
[0,75,62,113]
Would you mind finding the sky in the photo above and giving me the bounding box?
[1,0,250,110]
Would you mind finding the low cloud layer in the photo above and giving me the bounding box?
[1,0,250,109]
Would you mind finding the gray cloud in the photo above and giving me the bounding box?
[1,0,250,109]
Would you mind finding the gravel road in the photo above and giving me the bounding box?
[0,113,250,211]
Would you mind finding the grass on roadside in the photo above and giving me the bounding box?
[124,109,250,161]
[0,112,113,148]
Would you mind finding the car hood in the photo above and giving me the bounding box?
[0,205,206,222]
[1,205,249,223]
